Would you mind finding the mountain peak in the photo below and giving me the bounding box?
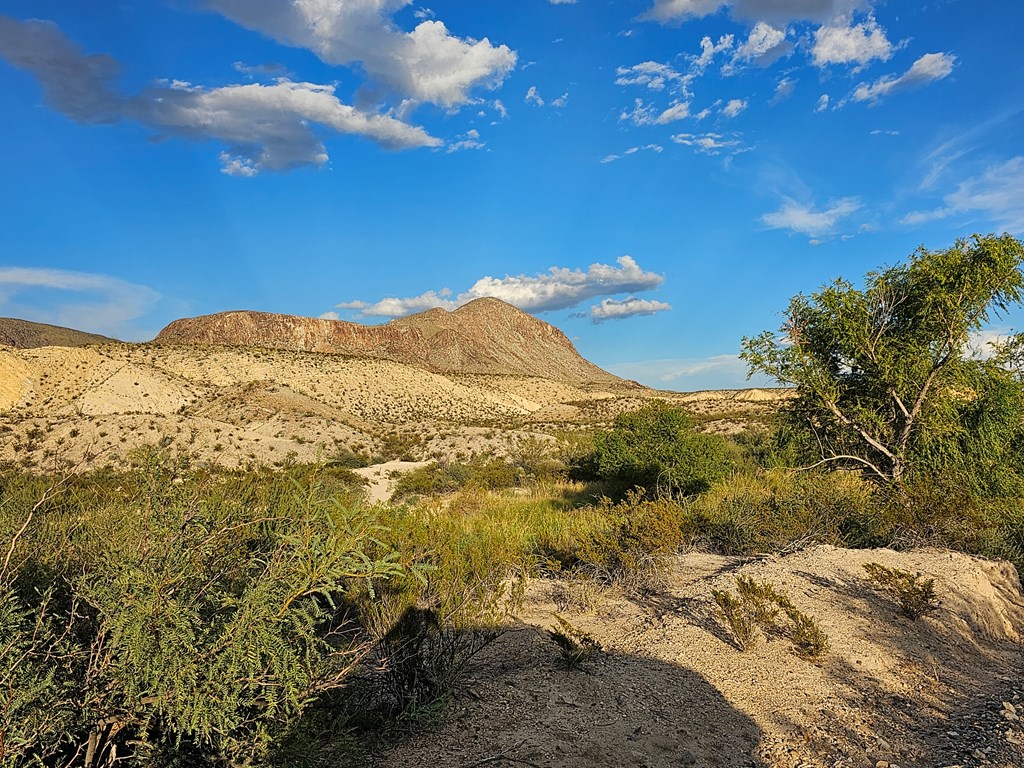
[154,303,616,383]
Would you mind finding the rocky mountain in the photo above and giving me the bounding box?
[0,317,115,348]
[153,298,618,384]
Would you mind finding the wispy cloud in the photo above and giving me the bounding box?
[761,197,861,237]
[601,144,665,163]
[902,156,1024,233]
[848,52,956,104]
[0,267,161,340]
[336,256,666,318]
[671,131,746,155]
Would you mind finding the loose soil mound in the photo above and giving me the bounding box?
[375,546,1024,768]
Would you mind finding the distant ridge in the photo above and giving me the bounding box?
[0,318,116,349]
[153,298,619,384]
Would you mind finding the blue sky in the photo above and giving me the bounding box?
[1,0,1022,390]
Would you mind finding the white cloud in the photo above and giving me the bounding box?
[607,353,771,389]
[731,22,792,68]
[446,129,484,153]
[761,197,861,237]
[693,34,735,71]
[549,0,577,4]
[815,93,830,112]
[642,0,863,25]
[902,156,1024,233]
[337,256,666,317]
[621,98,693,126]
[722,98,748,117]
[207,0,516,108]
[525,85,545,106]
[589,297,672,323]
[850,52,956,103]
[492,99,508,119]
[812,16,893,68]
[0,267,161,340]
[615,61,686,91]
[671,132,744,155]
[641,0,725,23]
[551,91,569,108]
[0,17,440,174]
[770,77,797,104]
[601,144,664,163]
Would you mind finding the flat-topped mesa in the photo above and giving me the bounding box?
[153,298,619,384]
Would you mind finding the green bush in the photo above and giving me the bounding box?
[390,458,523,501]
[0,465,404,766]
[592,401,731,498]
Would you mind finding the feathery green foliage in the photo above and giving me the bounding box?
[742,233,1024,489]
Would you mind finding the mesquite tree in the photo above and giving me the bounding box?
[742,233,1024,488]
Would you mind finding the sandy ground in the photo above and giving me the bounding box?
[373,546,1024,768]
[0,343,785,471]
[354,460,430,503]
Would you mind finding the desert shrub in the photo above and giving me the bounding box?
[592,401,732,498]
[571,491,688,586]
[863,562,940,619]
[690,468,882,554]
[783,606,830,660]
[508,435,564,482]
[390,458,523,501]
[713,577,828,658]
[0,466,405,767]
[547,615,599,670]
[712,589,757,650]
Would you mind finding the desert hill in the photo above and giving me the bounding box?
[0,317,115,348]
[154,298,618,384]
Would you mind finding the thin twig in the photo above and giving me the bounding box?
[466,741,543,768]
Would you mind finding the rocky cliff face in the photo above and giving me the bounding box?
[153,298,618,383]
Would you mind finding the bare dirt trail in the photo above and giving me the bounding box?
[373,546,1024,768]
[353,460,430,504]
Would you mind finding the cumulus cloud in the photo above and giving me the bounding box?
[812,15,893,68]
[731,22,792,68]
[902,156,1024,233]
[722,98,748,117]
[815,93,830,112]
[551,91,569,108]
[336,256,666,318]
[588,297,672,323]
[0,267,161,340]
[206,0,516,108]
[693,34,735,72]
[850,52,956,103]
[760,197,861,237]
[0,17,440,175]
[525,85,545,106]
[671,132,744,155]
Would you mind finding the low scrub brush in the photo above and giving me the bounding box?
[547,614,600,670]
[863,562,939,619]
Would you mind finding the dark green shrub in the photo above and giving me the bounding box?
[592,401,731,497]
[390,458,522,501]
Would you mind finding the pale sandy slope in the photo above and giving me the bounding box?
[0,342,786,471]
[375,545,1024,768]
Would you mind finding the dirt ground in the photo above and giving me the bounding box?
[373,546,1024,768]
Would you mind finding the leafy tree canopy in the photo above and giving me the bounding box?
[741,233,1024,489]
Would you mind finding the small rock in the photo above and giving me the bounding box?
[946,730,960,737]
[1003,701,1017,715]
[875,762,890,768]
